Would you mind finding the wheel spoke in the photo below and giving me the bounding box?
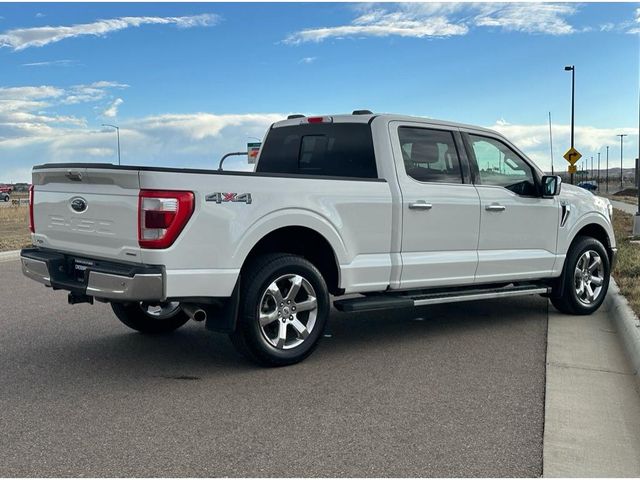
[267,282,284,304]
[276,322,288,348]
[285,275,303,302]
[590,276,603,287]
[576,280,585,297]
[296,296,317,312]
[259,309,278,327]
[588,256,602,273]
[586,283,595,301]
[291,318,309,339]
[574,267,583,280]
[583,251,591,269]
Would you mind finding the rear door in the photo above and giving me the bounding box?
[390,121,481,289]
[32,166,143,263]
[463,133,560,282]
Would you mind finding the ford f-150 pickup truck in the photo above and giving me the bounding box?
[20,112,617,366]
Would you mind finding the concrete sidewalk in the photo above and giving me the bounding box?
[544,296,640,476]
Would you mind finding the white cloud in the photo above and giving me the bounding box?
[284,3,583,44]
[102,98,123,118]
[22,59,76,67]
[284,6,468,44]
[488,120,638,172]
[0,81,126,142]
[0,14,219,50]
[627,7,640,34]
[0,84,284,181]
[0,85,65,100]
[61,81,128,105]
[474,4,577,35]
[299,56,316,64]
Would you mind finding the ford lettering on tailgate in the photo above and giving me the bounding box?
[49,215,115,235]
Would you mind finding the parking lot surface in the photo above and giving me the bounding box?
[0,258,548,477]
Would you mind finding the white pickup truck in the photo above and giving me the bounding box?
[21,112,616,366]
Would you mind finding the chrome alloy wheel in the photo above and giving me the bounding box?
[139,301,182,319]
[257,274,318,350]
[574,250,605,305]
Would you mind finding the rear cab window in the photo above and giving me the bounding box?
[398,127,463,184]
[256,123,378,179]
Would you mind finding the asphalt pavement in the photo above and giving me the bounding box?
[0,258,548,477]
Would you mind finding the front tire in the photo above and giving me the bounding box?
[551,236,610,315]
[229,254,330,367]
[111,301,190,333]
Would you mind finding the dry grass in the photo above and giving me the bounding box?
[611,208,640,316]
[0,205,31,252]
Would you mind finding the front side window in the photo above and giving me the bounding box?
[468,134,537,196]
[398,127,463,184]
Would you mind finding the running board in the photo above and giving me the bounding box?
[333,284,549,313]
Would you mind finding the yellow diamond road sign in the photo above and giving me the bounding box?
[563,147,582,166]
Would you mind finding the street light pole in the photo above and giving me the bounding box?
[548,112,554,175]
[606,146,609,192]
[597,152,600,187]
[564,65,575,184]
[618,134,628,190]
[102,124,121,166]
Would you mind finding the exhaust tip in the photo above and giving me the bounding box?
[182,304,207,322]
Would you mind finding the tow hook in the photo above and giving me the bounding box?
[68,293,94,305]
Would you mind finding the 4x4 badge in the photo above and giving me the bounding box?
[206,192,252,204]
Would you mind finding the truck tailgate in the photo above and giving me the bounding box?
[32,167,143,263]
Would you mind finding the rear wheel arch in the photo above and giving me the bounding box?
[241,226,342,295]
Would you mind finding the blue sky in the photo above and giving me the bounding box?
[1,2,639,182]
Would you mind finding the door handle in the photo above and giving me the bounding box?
[409,201,433,210]
[485,204,506,212]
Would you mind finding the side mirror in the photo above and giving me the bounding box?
[542,175,562,197]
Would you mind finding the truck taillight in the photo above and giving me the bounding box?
[138,190,194,249]
[28,185,34,233]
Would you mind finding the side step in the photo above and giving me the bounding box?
[334,283,549,313]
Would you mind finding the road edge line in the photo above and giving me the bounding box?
[0,250,20,262]
[608,278,640,385]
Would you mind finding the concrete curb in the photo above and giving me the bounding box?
[608,279,640,384]
[0,250,20,262]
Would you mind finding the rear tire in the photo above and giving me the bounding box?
[111,301,189,334]
[551,236,610,315]
[229,254,330,367]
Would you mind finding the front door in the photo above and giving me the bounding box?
[390,122,481,290]
[464,132,560,283]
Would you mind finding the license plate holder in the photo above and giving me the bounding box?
[72,258,95,283]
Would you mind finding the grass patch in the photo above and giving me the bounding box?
[611,208,640,316]
[0,205,31,252]
[609,195,637,206]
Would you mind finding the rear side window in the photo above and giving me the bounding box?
[257,123,378,178]
[398,127,463,184]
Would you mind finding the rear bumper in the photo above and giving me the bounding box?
[20,248,164,302]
